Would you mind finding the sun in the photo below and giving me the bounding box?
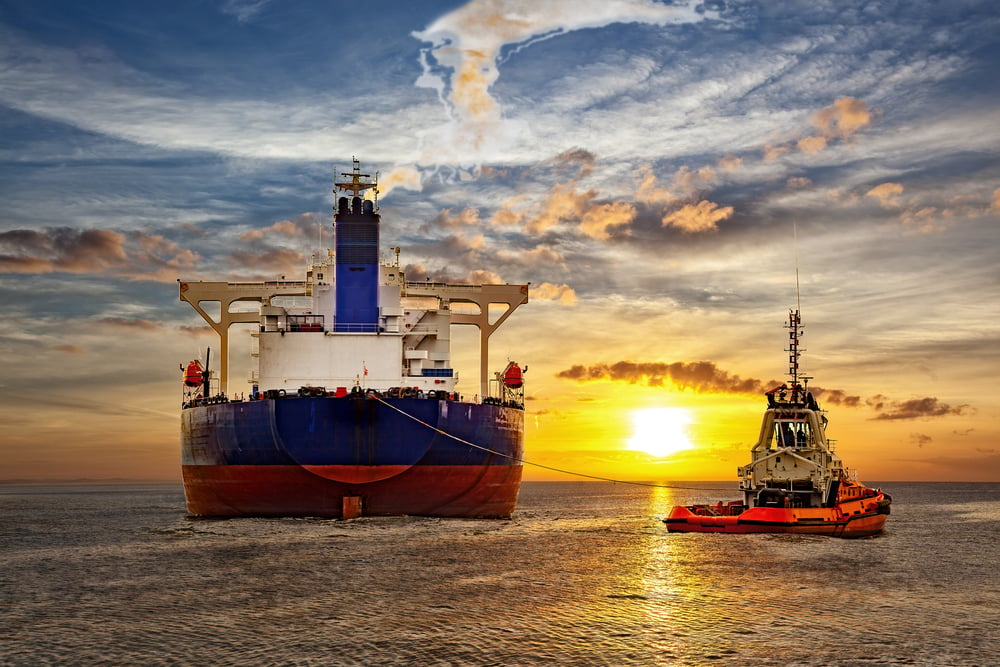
[627,407,695,458]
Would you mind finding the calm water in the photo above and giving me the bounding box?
[1,481,998,666]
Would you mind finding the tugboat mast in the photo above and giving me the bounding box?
[785,309,810,404]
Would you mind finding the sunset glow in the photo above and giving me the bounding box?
[627,408,694,459]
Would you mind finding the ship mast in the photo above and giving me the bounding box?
[334,157,379,208]
[785,309,810,403]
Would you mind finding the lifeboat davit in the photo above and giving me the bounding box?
[184,360,204,387]
[503,362,523,389]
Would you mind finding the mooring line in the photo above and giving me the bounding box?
[371,395,733,493]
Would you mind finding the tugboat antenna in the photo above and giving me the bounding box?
[794,221,802,316]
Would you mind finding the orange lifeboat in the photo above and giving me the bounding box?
[503,362,523,389]
[184,360,204,387]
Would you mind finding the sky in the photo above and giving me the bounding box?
[1,0,998,483]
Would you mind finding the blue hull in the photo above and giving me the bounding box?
[181,395,524,517]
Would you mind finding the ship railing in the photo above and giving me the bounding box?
[331,323,381,333]
[405,281,486,292]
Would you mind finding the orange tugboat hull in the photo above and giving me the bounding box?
[664,493,891,538]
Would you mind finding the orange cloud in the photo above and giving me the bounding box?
[429,207,482,229]
[718,155,743,171]
[763,144,791,161]
[661,200,733,233]
[496,245,567,269]
[228,248,304,274]
[866,182,905,209]
[532,282,577,305]
[465,268,503,284]
[811,97,872,139]
[991,187,1000,213]
[635,165,677,206]
[671,165,716,198]
[579,202,635,240]
[380,165,422,196]
[527,183,597,234]
[240,219,304,242]
[796,135,827,154]
[490,195,528,227]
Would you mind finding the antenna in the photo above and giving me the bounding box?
[793,221,801,315]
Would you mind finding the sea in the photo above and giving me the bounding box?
[1,481,997,667]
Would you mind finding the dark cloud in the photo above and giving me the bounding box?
[557,361,971,421]
[873,397,972,420]
[227,248,304,275]
[812,387,862,407]
[0,227,200,281]
[0,227,126,273]
[556,360,774,395]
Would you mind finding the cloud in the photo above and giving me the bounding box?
[796,135,827,154]
[402,263,504,286]
[424,208,482,231]
[411,0,713,166]
[240,219,302,242]
[661,200,733,233]
[992,188,1000,213]
[380,166,423,196]
[98,317,162,331]
[866,182,905,209]
[527,183,598,235]
[495,245,568,271]
[0,227,202,281]
[0,228,127,273]
[812,387,862,407]
[910,433,932,448]
[763,97,875,161]
[635,164,732,233]
[873,397,972,420]
[52,344,88,355]
[579,202,635,240]
[220,0,273,23]
[635,165,678,206]
[556,360,773,395]
[532,282,577,305]
[810,97,873,140]
[717,156,743,171]
[466,269,504,284]
[557,361,971,422]
[227,248,304,275]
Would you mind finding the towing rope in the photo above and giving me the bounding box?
[371,395,733,493]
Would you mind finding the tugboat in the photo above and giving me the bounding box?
[664,310,891,537]
[177,159,529,519]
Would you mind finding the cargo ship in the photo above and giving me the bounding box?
[664,310,891,537]
[178,160,529,518]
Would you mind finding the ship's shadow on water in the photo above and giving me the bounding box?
[1,481,997,666]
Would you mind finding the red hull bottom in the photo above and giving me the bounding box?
[182,464,523,519]
[664,504,888,538]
